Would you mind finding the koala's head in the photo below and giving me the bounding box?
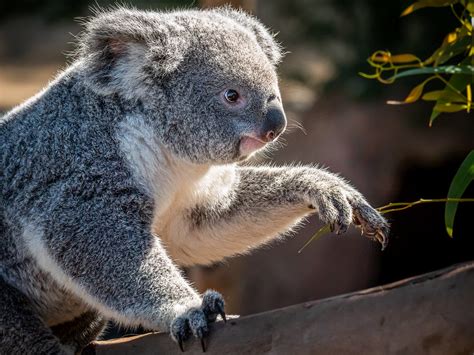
[79,7,286,164]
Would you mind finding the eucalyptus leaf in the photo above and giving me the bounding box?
[429,109,442,126]
[433,103,467,112]
[401,0,458,16]
[434,35,471,66]
[445,151,474,237]
[391,65,474,80]
[422,90,465,101]
[387,77,436,105]
[429,68,472,125]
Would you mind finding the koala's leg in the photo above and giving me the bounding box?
[166,166,389,266]
[51,311,106,353]
[0,279,69,355]
[24,191,224,351]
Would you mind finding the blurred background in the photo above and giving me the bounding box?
[1,0,473,336]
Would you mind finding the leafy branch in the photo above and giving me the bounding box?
[356,0,474,245]
[300,1,473,253]
[360,0,473,126]
[298,197,474,253]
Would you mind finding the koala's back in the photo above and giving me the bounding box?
[0,67,137,325]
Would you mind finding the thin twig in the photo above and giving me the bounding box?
[377,197,474,213]
[297,225,331,254]
[299,198,474,253]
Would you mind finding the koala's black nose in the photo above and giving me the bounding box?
[262,102,287,142]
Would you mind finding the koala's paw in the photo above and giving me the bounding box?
[304,176,389,249]
[170,290,226,352]
[351,201,390,250]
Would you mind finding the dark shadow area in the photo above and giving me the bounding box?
[380,154,474,284]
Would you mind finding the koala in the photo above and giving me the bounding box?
[0,7,389,354]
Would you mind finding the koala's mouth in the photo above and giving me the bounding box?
[239,135,267,157]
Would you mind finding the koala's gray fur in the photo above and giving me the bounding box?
[0,6,389,354]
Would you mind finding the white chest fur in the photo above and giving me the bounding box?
[116,115,237,245]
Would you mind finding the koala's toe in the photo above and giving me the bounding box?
[332,195,353,235]
[170,315,190,352]
[201,290,226,323]
[312,193,339,225]
[314,191,352,235]
[186,309,209,339]
[170,308,210,352]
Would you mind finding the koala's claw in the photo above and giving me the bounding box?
[215,301,226,323]
[330,219,349,235]
[178,337,185,352]
[352,207,389,250]
[219,308,227,323]
[170,290,225,352]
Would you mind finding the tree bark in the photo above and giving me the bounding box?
[86,261,474,355]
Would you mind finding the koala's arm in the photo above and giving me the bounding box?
[164,166,389,266]
[24,188,220,335]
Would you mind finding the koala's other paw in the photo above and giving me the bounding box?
[170,290,225,352]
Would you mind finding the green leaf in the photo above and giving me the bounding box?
[387,77,434,105]
[466,2,474,14]
[462,0,474,15]
[434,35,471,66]
[467,84,472,111]
[445,150,474,237]
[433,103,467,112]
[390,54,422,63]
[429,65,472,126]
[422,90,465,101]
[390,65,474,80]
[401,0,458,16]
[424,25,471,66]
[429,109,442,126]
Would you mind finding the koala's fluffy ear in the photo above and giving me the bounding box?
[216,7,283,66]
[78,8,189,98]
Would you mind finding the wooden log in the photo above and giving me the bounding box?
[87,262,474,354]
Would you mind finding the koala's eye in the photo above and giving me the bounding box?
[224,89,240,103]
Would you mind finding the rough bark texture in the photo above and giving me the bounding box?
[86,262,474,355]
